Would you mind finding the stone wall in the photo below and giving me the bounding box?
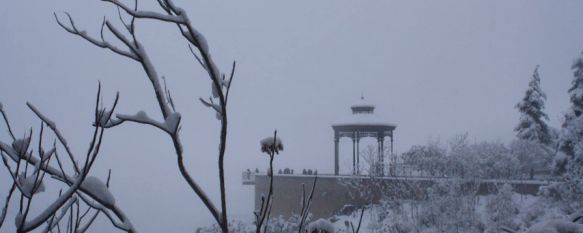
[254,174,551,219]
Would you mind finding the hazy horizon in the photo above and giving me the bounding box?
[1,1,583,232]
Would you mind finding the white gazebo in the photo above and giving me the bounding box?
[332,97,396,176]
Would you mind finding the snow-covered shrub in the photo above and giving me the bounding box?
[417,180,484,233]
[375,201,415,233]
[485,184,519,232]
[509,139,554,178]
[524,220,583,233]
[402,135,524,179]
[307,218,335,233]
[264,214,303,233]
[401,141,447,177]
[196,220,254,233]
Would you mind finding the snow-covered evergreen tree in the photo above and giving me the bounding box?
[560,54,583,158]
[515,65,552,145]
[569,55,583,117]
[544,53,583,212]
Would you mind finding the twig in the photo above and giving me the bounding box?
[27,103,80,174]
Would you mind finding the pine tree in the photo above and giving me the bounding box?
[557,54,583,179]
[560,55,583,157]
[569,55,583,118]
[548,54,583,213]
[515,65,552,145]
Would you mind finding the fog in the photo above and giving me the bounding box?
[1,1,582,232]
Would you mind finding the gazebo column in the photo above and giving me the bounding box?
[352,132,356,175]
[390,132,394,176]
[356,132,360,175]
[334,132,339,176]
[390,131,394,154]
[378,135,385,176]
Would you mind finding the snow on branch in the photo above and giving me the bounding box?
[19,175,85,231]
[40,197,78,233]
[81,176,116,207]
[54,12,138,61]
[116,110,181,135]
[0,141,19,161]
[16,172,46,198]
[0,103,16,140]
[260,136,284,155]
[76,192,132,232]
[53,1,237,231]
[27,102,80,173]
[102,0,186,24]
[199,97,223,120]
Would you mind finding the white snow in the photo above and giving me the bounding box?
[526,220,583,233]
[12,137,31,156]
[199,97,223,120]
[17,173,45,198]
[27,103,56,129]
[162,112,181,134]
[0,141,19,161]
[134,111,150,123]
[307,218,335,233]
[333,102,396,127]
[333,112,397,127]
[191,27,209,54]
[81,176,115,207]
[117,111,174,133]
[211,81,220,98]
[260,137,284,154]
[98,110,113,127]
[40,148,55,162]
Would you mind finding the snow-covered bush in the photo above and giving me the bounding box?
[307,218,335,233]
[401,141,447,177]
[196,220,254,233]
[402,135,525,179]
[509,140,554,178]
[417,180,484,233]
[485,184,519,232]
[264,214,303,233]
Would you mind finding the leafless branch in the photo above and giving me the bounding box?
[298,176,318,233]
[102,0,185,24]
[54,12,138,61]
[27,102,80,174]
[0,105,16,140]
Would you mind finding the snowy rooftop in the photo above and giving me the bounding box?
[333,96,396,128]
[350,96,375,112]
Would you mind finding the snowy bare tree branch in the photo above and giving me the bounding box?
[54,1,239,231]
[0,85,136,233]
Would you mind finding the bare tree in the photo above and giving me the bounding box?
[0,84,137,233]
[255,132,283,233]
[52,0,238,232]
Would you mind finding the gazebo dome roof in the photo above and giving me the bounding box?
[332,112,396,128]
[350,96,375,114]
[332,96,396,131]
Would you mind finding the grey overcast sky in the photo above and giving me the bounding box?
[1,0,582,232]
